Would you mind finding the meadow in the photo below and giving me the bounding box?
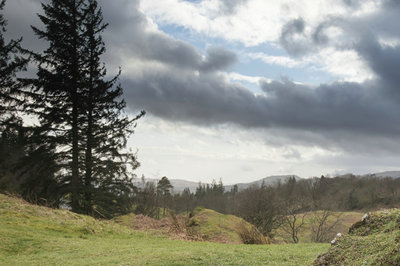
[0,194,328,265]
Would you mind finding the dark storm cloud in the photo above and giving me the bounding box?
[200,47,237,72]
[3,0,44,52]
[124,69,400,138]
[123,71,264,128]
[279,18,313,56]
[356,34,400,92]
[218,0,247,14]
[341,0,361,7]
[99,0,237,73]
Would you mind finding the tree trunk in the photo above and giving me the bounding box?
[71,0,80,212]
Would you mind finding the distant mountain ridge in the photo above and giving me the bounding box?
[135,175,302,193]
[224,175,301,192]
[135,171,400,193]
[371,171,400,178]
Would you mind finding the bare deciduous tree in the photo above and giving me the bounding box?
[310,210,341,243]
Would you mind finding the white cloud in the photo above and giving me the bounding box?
[130,115,356,182]
[139,0,360,46]
[378,37,400,48]
[306,48,375,82]
[226,72,268,84]
[248,52,303,68]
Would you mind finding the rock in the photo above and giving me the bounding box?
[330,232,342,245]
[362,212,370,222]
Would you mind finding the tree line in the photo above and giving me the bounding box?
[136,175,400,240]
[0,0,144,218]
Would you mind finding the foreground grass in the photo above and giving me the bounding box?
[0,194,328,265]
[314,209,400,265]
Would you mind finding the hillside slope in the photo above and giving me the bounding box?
[187,207,268,244]
[0,193,328,265]
[314,209,400,265]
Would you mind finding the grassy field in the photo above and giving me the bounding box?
[0,194,329,265]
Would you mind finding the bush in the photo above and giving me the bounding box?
[236,221,269,244]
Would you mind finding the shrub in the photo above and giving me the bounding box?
[236,221,269,244]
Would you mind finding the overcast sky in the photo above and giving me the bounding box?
[4,0,400,184]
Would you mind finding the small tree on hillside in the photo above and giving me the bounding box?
[279,202,306,243]
[310,210,341,243]
[235,186,283,237]
[157,176,173,218]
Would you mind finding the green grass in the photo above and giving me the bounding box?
[0,194,329,265]
[314,209,400,265]
[187,207,266,244]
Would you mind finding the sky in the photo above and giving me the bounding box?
[3,0,400,184]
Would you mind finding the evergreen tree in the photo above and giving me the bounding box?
[0,123,59,206]
[79,0,144,217]
[0,1,60,205]
[31,0,87,212]
[29,0,144,216]
[157,176,173,217]
[0,0,28,123]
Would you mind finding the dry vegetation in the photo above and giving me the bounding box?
[115,206,269,244]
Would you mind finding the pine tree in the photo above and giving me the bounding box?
[80,0,144,217]
[30,0,144,216]
[0,0,58,204]
[31,0,87,212]
[157,176,173,217]
[0,0,28,123]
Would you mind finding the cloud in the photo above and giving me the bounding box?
[218,0,247,14]
[279,18,312,56]
[6,0,400,156]
[248,52,303,68]
[3,0,44,52]
[102,0,400,154]
[356,34,400,93]
[200,47,237,72]
[125,65,400,137]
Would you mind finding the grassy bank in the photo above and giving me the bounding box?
[314,209,400,265]
[0,194,328,265]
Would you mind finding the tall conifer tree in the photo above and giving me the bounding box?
[0,0,28,122]
[80,0,144,217]
[0,0,59,204]
[32,0,87,212]
[31,0,144,215]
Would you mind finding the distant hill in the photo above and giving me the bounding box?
[169,179,202,193]
[224,175,301,192]
[133,178,202,193]
[135,175,302,193]
[134,171,400,194]
[371,171,400,178]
